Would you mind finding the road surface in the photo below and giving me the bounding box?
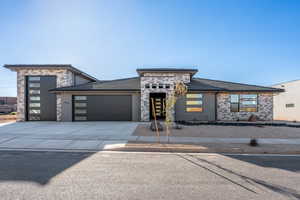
[0,151,299,200]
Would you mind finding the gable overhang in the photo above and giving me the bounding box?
[3,64,98,82]
[136,68,198,77]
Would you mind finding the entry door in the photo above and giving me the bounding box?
[150,93,166,120]
[26,76,57,121]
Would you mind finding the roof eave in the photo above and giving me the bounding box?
[3,64,98,82]
[188,89,284,92]
[50,89,141,93]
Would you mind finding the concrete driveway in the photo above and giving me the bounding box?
[0,122,139,150]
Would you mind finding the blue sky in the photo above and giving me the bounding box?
[1,0,299,96]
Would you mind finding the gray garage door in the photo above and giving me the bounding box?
[73,95,132,121]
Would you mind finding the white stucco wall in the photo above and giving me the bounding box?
[273,80,300,121]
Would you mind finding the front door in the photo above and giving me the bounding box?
[150,93,166,120]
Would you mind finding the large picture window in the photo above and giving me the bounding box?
[186,93,203,112]
[230,94,258,112]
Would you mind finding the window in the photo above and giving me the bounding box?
[30,96,40,101]
[29,83,40,88]
[186,93,203,112]
[74,96,87,101]
[74,116,87,121]
[29,116,40,120]
[186,94,203,98]
[29,103,40,108]
[29,90,40,94]
[75,103,87,107]
[152,84,157,89]
[230,94,239,112]
[28,77,40,81]
[230,94,258,112]
[286,103,295,108]
[75,109,87,114]
[159,84,164,89]
[145,84,150,89]
[186,107,203,112]
[165,84,170,89]
[29,109,40,114]
[186,100,202,105]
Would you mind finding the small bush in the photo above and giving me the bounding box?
[10,112,17,115]
[249,138,258,147]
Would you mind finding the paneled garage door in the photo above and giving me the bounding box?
[73,95,132,121]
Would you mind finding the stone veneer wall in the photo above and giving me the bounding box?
[16,69,73,121]
[217,93,273,121]
[140,72,190,121]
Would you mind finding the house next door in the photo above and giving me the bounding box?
[150,93,166,120]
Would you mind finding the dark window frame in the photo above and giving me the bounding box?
[230,94,258,112]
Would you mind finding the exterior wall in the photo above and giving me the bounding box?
[217,92,273,121]
[74,75,91,85]
[273,80,300,121]
[16,69,74,121]
[140,72,191,121]
[175,92,216,121]
[60,93,73,122]
[132,93,141,121]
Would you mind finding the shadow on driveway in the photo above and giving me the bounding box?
[0,151,95,185]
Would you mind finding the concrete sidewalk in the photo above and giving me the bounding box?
[131,136,300,145]
[0,122,299,154]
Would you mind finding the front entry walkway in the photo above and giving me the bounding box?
[0,122,139,151]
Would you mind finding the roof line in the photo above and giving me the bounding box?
[193,77,280,90]
[97,76,139,83]
[3,64,98,82]
[271,79,300,86]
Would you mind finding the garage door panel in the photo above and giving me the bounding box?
[86,95,132,121]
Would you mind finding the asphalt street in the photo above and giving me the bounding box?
[0,151,299,200]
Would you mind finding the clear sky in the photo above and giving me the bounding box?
[1,0,299,96]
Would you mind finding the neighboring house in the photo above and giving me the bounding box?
[272,80,300,121]
[0,97,17,114]
[4,65,283,122]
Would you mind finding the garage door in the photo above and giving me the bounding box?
[73,95,132,121]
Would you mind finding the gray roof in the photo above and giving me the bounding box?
[51,77,141,92]
[50,76,283,92]
[4,64,98,81]
[189,78,284,92]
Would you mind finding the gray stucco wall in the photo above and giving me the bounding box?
[175,93,216,121]
[74,75,91,85]
[60,93,73,122]
[132,93,141,121]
